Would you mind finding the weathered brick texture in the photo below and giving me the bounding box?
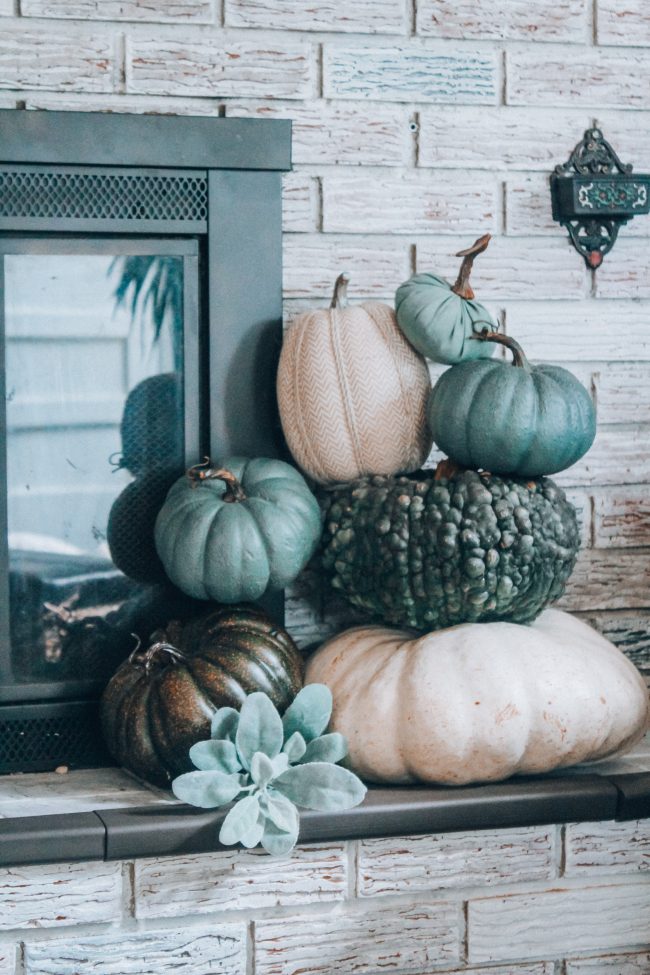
[0,862,122,931]
[21,0,215,21]
[0,28,115,93]
[594,487,650,548]
[0,948,15,975]
[597,0,650,46]
[225,0,408,34]
[507,49,650,108]
[565,820,650,875]
[417,0,587,42]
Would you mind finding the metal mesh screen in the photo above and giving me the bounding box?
[0,711,110,773]
[0,168,208,222]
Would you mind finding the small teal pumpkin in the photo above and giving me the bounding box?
[395,234,497,365]
[154,457,322,602]
[427,331,596,477]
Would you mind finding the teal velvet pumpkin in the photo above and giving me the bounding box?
[395,234,497,365]
[154,457,322,602]
[427,332,597,477]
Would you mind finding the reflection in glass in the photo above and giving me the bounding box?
[5,253,186,683]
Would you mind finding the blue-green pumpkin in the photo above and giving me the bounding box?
[427,331,596,477]
[154,457,322,602]
[395,234,497,365]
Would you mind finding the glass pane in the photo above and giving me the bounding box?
[4,252,187,684]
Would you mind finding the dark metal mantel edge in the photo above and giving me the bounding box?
[1,771,648,867]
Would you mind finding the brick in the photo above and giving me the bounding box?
[255,901,461,975]
[24,926,246,975]
[565,487,592,548]
[418,107,592,170]
[593,112,650,171]
[555,426,650,488]
[502,302,650,362]
[558,549,650,611]
[416,237,588,300]
[358,827,556,897]
[593,364,650,426]
[595,236,650,298]
[579,611,650,686]
[0,28,114,93]
[323,173,497,235]
[324,45,498,104]
[593,486,650,548]
[507,49,650,109]
[468,883,650,962]
[565,820,650,875]
[567,951,650,973]
[0,0,12,15]
[0,861,122,931]
[225,0,407,33]
[284,234,411,299]
[283,172,319,233]
[417,0,586,41]
[0,948,15,975]
[598,0,650,46]
[134,844,346,919]
[127,37,313,99]
[24,93,220,115]
[225,101,411,166]
[21,0,214,21]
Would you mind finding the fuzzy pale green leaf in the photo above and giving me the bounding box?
[273,762,367,811]
[236,692,284,769]
[172,770,243,809]
[251,751,275,788]
[219,795,261,846]
[264,791,299,834]
[189,739,241,774]
[282,684,332,743]
[240,817,265,849]
[211,707,240,742]
[271,752,290,777]
[283,730,307,762]
[261,818,299,857]
[298,732,348,766]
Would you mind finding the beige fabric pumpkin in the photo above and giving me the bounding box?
[277,274,432,485]
[305,609,649,786]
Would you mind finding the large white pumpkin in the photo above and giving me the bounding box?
[305,609,649,786]
[277,274,432,485]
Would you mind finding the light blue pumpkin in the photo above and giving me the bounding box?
[427,332,597,477]
[395,234,497,365]
[154,457,322,602]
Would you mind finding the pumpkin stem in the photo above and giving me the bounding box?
[471,330,531,371]
[330,272,350,309]
[129,636,187,674]
[187,458,247,502]
[434,458,465,481]
[451,233,491,300]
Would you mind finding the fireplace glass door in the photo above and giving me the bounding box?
[0,238,200,702]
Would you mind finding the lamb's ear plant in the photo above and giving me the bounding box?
[172,684,367,856]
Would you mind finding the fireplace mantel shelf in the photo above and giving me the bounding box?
[0,735,648,868]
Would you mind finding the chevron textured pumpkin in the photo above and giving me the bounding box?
[320,464,579,631]
[305,609,650,786]
[427,330,597,477]
[395,234,497,364]
[101,605,303,786]
[154,457,321,602]
[277,274,432,485]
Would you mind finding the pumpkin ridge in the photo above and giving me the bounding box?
[173,500,217,599]
[329,306,366,475]
[291,313,329,482]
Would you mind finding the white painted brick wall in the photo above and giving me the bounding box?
[1,3,650,972]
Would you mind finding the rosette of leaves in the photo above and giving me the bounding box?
[172,684,367,856]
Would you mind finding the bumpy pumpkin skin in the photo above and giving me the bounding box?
[155,457,322,602]
[395,272,496,365]
[107,470,177,583]
[277,287,432,485]
[305,609,650,786]
[320,467,579,631]
[101,606,303,786]
[427,346,597,477]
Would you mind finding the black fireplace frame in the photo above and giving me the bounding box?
[0,109,291,772]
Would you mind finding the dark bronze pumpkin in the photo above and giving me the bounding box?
[101,606,303,787]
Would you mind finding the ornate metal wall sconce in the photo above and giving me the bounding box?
[550,127,650,269]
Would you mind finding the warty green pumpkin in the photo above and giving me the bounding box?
[320,462,579,631]
[395,234,497,364]
[101,605,303,786]
[427,330,597,477]
[154,457,322,602]
[305,609,649,786]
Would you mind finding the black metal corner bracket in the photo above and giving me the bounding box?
[550,127,650,269]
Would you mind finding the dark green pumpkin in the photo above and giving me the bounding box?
[320,464,580,632]
[154,457,322,602]
[101,605,303,786]
[118,373,182,477]
[395,234,497,365]
[107,470,177,583]
[427,331,597,477]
